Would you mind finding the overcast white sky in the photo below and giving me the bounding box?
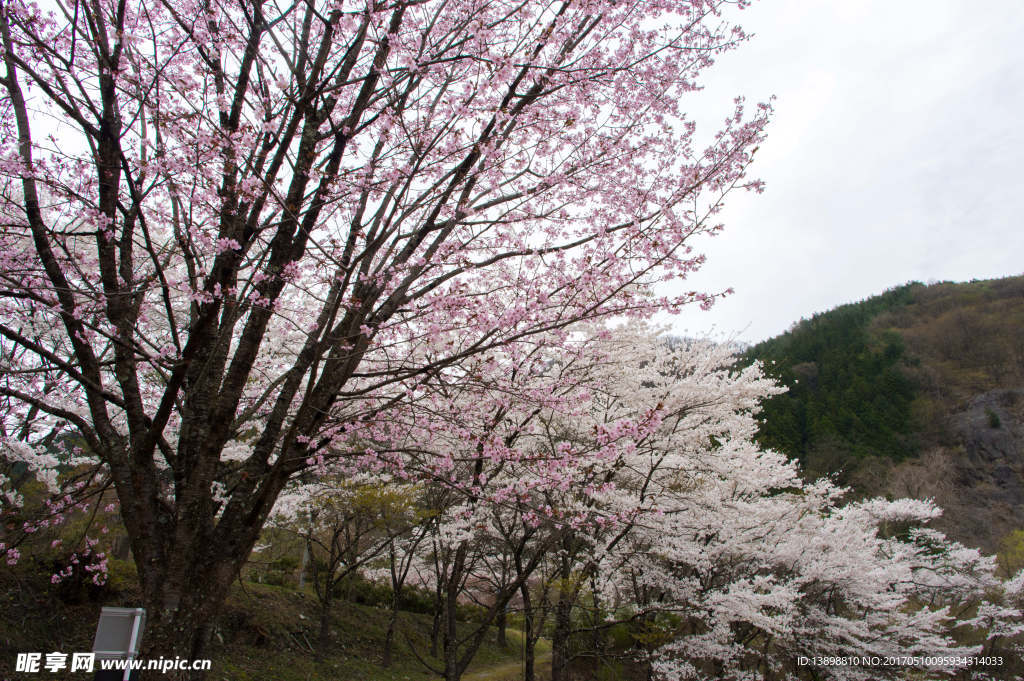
[661,0,1024,344]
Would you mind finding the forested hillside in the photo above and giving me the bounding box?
[745,275,1024,552]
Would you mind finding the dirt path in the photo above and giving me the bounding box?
[462,650,552,681]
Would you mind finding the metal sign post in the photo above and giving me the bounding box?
[92,607,146,681]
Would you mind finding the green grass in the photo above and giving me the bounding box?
[183,580,544,681]
[0,564,541,681]
[461,629,551,681]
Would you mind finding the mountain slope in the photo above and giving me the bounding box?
[744,275,1024,552]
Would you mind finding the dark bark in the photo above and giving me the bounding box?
[137,554,241,680]
[429,531,447,659]
[430,600,442,659]
[441,542,468,681]
[434,532,554,681]
[383,542,401,669]
[129,474,286,680]
[383,605,398,667]
[589,578,604,660]
[551,590,573,681]
[318,592,334,652]
[495,605,507,648]
[384,526,425,667]
[550,552,574,681]
[520,581,537,681]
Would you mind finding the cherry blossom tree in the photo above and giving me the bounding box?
[271,474,414,650]
[378,501,433,667]
[628,495,981,680]
[588,421,993,677]
[383,325,787,680]
[380,338,597,681]
[0,0,769,667]
[487,327,1009,681]
[531,327,790,681]
[269,323,1018,681]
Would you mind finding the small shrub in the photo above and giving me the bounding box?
[986,408,1002,429]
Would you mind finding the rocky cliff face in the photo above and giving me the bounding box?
[884,389,1024,553]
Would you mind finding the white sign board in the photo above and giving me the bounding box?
[92,607,145,681]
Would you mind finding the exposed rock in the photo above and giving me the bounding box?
[886,389,1024,553]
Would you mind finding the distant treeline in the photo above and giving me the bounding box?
[743,275,1024,478]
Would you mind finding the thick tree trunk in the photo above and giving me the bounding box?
[115,414,292,680]
[318,593,334,653]
[589,581,603,661]
[440,540,477,681]
[130,497,279,681]
[495,605,507,647]
[550,592,573,681]
[550,553,574,681]
[442,639,460,681]
[442,555,463,681]
[524,630,537,681]
[383,596,399,667]
[520,582,536,681]
[140,602,215,681]
[137,560,238,681]
[430,578,444,658]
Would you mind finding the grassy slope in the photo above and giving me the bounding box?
[216,581,550,681]
[0,562,547,681]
